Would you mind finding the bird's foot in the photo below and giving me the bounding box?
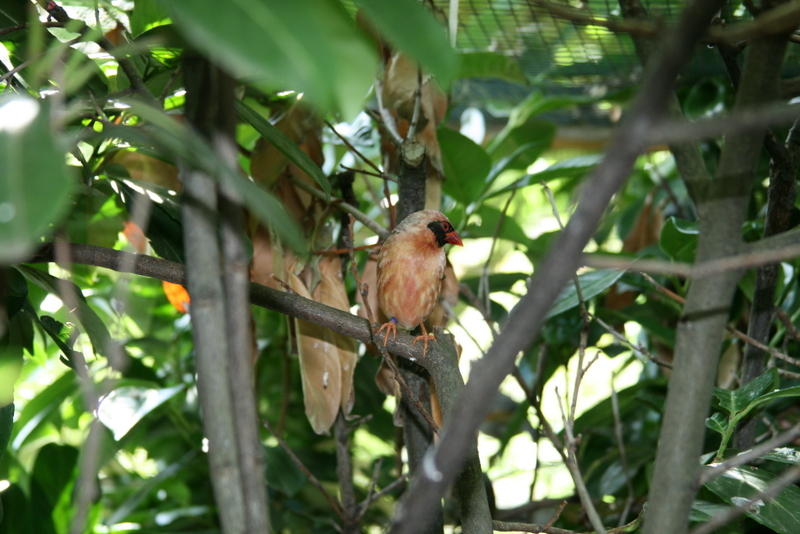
[411,322,436,357]
[377,318,398,346]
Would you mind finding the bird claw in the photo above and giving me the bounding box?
[412,333,436,358]
[411,322,436,357]
[377,319,398,347]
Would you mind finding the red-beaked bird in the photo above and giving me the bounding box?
[376,210,463,356]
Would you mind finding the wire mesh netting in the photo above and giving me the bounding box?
[430,0,800,105]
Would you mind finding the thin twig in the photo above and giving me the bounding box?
[479,183,518,318]
[356,458,384,521]
[406,68,423,140]
[287,175,389,240]
[325,120,383,175]
[263,419,345,520]
[591,314,673,369]
[340,164,394,181]
[610,382,635,527]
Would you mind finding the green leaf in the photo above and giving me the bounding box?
[130,0,170,36]
[264,445,307,497]
[164,0,376,118]
[99,103,306,249]
[439,127,491,205]
[713,369,777,415]
[0,95,74,262]
[38,316,77,365]
[690,500,733,523]
[455,52,526,84]
[358,0,456,84]
[31,444,79,512]
[236,100,330,198]
[17,266,114,358]
[486,119,555,171]
[761,447,800,465]
[546,269,625,318]
[11,372,76,449]
[97,383,185,440]
[705,466,800,534]
[659,217,698,263]
[0,403,13,465]
[460,272,529,296]
[706,411,729,435]
[683,77,729,120]
[5,267,27,319]
[486,154,602,199]
[747,385,800,412]
[464,205,530,245]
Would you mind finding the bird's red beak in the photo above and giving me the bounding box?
[444,231,463,247]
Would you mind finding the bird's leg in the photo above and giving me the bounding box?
[377,317,398,346]
[412,322,436,357]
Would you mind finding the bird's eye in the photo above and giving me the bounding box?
[441,222,451,231]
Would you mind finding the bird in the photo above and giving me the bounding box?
[376,210,463,357]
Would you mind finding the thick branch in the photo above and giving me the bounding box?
[25,243,431,362]
[643,26,789,534]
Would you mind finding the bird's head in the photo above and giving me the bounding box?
[394,210,463,249]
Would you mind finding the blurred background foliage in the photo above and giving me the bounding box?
[1,0,800,533]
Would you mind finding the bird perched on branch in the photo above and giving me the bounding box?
[376,210,463,356]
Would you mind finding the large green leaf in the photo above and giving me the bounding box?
[11,372,76,449]
[659,217,698,263]
[546,269,625,318]
[130,0,170,36]
[439,127,491,206]
[236,100,330,198]
[0,95,73,262]
[464,205,530,246]
[486,119,555,171]
[97,382,185,440]
[358,0,456,84]
[164,0,376,118]
[761,448,800,466]
[17,265,114,359]
[705,466,800,534]
[486,154,602,199]
[713,368,778,415]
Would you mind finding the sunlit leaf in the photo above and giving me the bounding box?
[164,0,376,117]
[705,466,800,534]
[0,95,73,262]
[98,383,186,440]
[11,372,76,449]
[17,265,114,358]
[546,269,625,318]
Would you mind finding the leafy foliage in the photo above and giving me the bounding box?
[1,1,800,534]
